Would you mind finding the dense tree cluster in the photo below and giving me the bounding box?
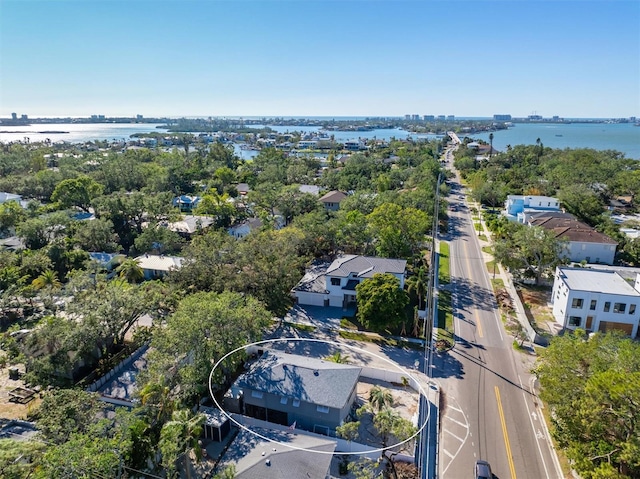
[0,135,444,477]
[454,143,640,264]
[535,330,640,479]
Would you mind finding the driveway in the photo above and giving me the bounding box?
[284,304,356,331]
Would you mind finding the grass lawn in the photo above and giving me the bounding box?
[283,321,316,333]
[437,241,454,333]
[491,278,505,289]
[340,318,359,330]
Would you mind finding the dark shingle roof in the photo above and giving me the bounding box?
[235,351,361,409]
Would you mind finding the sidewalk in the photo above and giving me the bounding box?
[467,198,547,346]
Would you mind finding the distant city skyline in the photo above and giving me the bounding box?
[1,0,638,118]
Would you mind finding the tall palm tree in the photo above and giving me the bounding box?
[368,385,394,413]
[489,133,494,160]
[116,258,144,283]
[406,266,428,311]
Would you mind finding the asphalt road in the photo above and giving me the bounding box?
[434,166,563,478]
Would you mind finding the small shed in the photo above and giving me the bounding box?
[200,406,231,442]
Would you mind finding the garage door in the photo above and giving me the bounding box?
[296,292,325,307]
[598,321,633,335]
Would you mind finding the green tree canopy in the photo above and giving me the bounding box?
[535,330,640,479]
[356,273,409,333]
[51,176,104,213]
[149,291,271,402]
[494,224,566,285]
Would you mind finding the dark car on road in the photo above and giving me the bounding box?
[474,459,492,479]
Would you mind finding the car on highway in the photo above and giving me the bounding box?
[474,459,492,479]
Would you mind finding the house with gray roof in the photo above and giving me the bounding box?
[214,426,335,479]
[225,350,361,436]
[293,254,407,308]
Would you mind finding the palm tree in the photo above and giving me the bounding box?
[32,269,61,305]
[116,258,144,283]
[536,137,543,163]
[139,381,175,426]
[160,409,205,479]
[406,266,428,311]
[368,385,394,413]
[323,351,350,364]
[489,133,494,160]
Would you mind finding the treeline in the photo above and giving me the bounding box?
[455,142,640,264]
[0,137,445,477]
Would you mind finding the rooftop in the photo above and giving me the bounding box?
[234,350,361,410]
[134,254,184,272]
[557,267,640,296]
[528,212,618,245]
[217,426,335,479]
[319,190,347,203]
[326,254,407,278]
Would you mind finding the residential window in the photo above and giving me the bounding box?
[604,302,611,312]
[317,405,330,414]
[630,304,637,315]
[614,303,626,313]
[251,391,264,399]
[571,298,584,309]
[292,399,300,408]
[280,397,288,405]
[569,316,582,326]
[590,300,597,310]
[330,278,340,286]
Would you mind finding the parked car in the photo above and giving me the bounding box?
[474,459,492,479]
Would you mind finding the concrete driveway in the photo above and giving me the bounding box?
[284,304,356,331]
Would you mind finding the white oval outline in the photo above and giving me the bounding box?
[208,337,430,455]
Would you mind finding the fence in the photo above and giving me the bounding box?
[85,343,149,395]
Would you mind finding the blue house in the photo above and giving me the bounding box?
[226,350,361,436]
[172,195,201,212]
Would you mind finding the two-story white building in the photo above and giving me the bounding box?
[527,212,618,265]
[551,266,640,337]
[504,195,561,222]
[292,255,407,309]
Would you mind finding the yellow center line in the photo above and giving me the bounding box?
[495,386,517,479]
[463,241,483,338]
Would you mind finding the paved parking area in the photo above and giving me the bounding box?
[284,304,356,330]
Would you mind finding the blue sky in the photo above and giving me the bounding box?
[1,0,638,118]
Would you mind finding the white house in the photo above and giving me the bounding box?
[133,254,184,280]
[293,255,407,309]
[526,212,618,265]
[504,195,560,222]
[551,266,640,337]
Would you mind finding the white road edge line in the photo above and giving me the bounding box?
[529,375,564,477]
[519,375,551,479]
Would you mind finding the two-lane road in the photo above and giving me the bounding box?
[435,173,562,478]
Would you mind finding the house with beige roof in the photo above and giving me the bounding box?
[133,254,184,280]
[319,190,347,211]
